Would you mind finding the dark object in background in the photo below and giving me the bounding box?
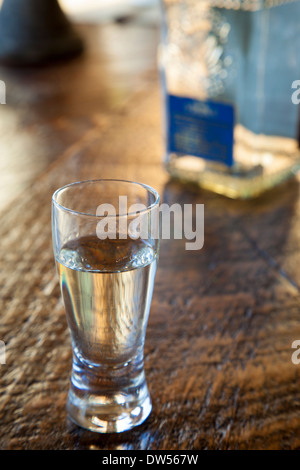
[0,0,84,66]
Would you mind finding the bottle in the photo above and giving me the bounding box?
[159,0,300,199]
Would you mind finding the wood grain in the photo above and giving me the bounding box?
[1,20,300,450]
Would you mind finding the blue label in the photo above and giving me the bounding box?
[167,95,234,167]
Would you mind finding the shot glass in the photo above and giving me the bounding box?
[52,179,160,433]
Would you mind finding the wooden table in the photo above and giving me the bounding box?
[1,19,300,451]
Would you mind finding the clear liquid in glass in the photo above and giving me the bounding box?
[56,235,158,433]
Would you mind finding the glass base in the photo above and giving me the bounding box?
[165,126,300,199]
[66,353,152,433]
[166,152,300,199]
[67,389,152,434]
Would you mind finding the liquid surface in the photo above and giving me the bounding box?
[59,236,156,273]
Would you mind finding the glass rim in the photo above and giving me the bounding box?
[52,179,160,219]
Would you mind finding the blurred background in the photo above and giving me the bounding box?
[0,0,161,213]
[60,0,159,22]
[0,0,160,24]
